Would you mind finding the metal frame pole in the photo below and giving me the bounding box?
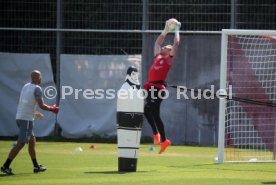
[231,0,237,29]
[142,0,149,85]
[55,0,63,136]
[56,0,62,105]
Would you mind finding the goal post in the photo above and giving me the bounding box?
[218,29,276,163]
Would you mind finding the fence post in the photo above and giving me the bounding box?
[142,0,149,84]
[231,0,237,29]
[55,0,63,136]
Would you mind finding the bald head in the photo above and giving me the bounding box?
[31,70,42,85]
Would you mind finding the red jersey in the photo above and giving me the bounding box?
[144,54,175,90]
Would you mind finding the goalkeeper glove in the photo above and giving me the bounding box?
[34,111,44,120]
[161,20,170,36]
[49,104,59,114]
[175,21,181,32]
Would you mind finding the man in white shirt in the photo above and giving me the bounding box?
[1,70,59,175]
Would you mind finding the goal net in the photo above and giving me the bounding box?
[218,29,276,163]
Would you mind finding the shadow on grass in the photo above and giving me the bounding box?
[0,173,33,177]
[84,171,121,175]
[0,174,13,177]
[84,170,153,175]
[169,163,276,174]
[169,163,217,169]
[262,182,276,184]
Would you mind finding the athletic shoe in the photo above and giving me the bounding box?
[33,165,47,173]
[159,139,171,154]
[153,133,161,145]
[1,166,14,175]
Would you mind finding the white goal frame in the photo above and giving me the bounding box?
[218,29,276,163]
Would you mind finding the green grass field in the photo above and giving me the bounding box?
[1,141,276,185]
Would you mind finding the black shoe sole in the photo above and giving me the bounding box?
[33,169,46,173]
[1,169,14,175]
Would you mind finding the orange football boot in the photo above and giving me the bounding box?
[153,133,161,145]
[159,139,171,154]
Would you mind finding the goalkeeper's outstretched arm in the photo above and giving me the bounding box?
[154,33,166,56]
[170,22,181,57]
[154,19,181,57]
[154,20,170,56]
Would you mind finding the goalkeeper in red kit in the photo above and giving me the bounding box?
[144,19,181,154]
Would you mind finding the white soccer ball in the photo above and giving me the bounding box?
[168,18,178,32]
[75,147,83,152]
[213,156,218,162]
